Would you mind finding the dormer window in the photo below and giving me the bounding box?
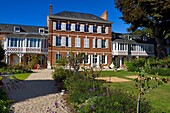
[14,26,20,32]
[39,28,45,33]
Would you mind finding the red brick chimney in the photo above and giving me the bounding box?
[50,4,52,15]
[100,10,108,20]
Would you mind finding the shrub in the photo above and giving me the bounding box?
[0,89,11,113]
[77,89,152,113]
[125,58,146,71]
[52,67,73,91]
[147,68,170,76]
[1,64,32,74]
[64,73,104,106]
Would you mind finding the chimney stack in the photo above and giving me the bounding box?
[100,10,108,20]
[50,4,52,15]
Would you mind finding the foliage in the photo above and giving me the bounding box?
[78,89,152,113]
[27,54,40,69]
[63,71,152,113]
[134,68,168,113]
[0,63,32,74]
[132,28,153,37]
[125,57,170,75]
[0,89,11,113]
[125,58,146,71]
[114,0,170,58]
[52,67,73,91]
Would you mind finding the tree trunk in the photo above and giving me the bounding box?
[155,37,162,59]
[137,93,141,113]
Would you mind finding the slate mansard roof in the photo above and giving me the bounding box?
[49,11,112,24]
[0,23,47,33]
[0,23,48,38]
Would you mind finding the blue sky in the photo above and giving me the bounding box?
[0,0,130,33]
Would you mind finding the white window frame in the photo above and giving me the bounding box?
[84,37,89,48]
[53,22,56,30]
[39,28,45,33]
[14,26,20,32]
[61,22,66,31]
[97,26,102,33]
[89,25,93,33]
[53,36,56,46]
[71,23,75,31]
[75,37,81,48]
[80,24,84,32]
[97,39,101,48]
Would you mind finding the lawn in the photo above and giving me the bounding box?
[100,70,138,78]
[13,73,32,80]
[100,70,170,113]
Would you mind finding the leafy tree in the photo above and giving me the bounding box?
[0,42,5,64]
[27,54,40,69]
[115,0,170,58]
[135,69,168,113]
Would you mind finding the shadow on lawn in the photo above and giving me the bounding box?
[7,80,58,102]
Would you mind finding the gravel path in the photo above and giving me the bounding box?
[96,77,130,82]
[7,69,71,113]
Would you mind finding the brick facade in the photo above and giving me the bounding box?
[48,6,112,68]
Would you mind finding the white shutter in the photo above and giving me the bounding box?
[61,22,66,31]
[97,39,101,48]
[84,38,86,48]
[61,36,66,46]
[53,22,56,30]
[80,24,84,32]
[93,38,96,48]
[78,38,81,47]
[89,25,93,33]
[105,39,108,48]
[105,27,109,34]
[86,38,89,48]
[75,38,77,47]
[105,55,108,64]
[88,55,90,64]
[68,37,72,47]
[97,26,101,33]
[53,36,56,46]
[71,23,75,31]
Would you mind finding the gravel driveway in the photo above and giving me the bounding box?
[7,69,71,113]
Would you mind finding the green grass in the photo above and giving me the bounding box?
[100,70,138,78]
[13,73,31,80]
[100,71,170,113]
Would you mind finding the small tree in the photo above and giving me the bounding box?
[67,52,84,73]
[27,54,40,69]
[135,68,169,113]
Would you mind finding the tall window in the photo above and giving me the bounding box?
[11,38,17,47]
[75,37,81,47]
[56,22,61,30]
[93,25,97,33]
[30,39,37,47]
[93,55,97,64]
[84,55,89,64]
[102,26,105,33]
[56,37,61,46]
[101,55,105,64]
[56,54,61,60]
[66,24,71,31]
[84,25,89,32]
[84,38,89,48]
[75,24,80,31]
[101,40,106,48]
